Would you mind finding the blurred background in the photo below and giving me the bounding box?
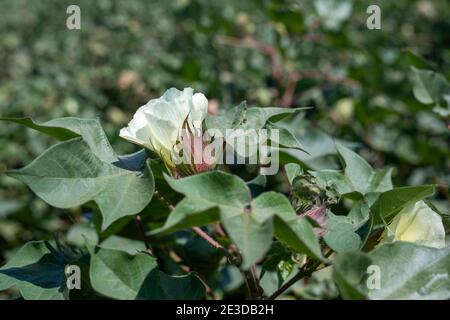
[0,0,449,298]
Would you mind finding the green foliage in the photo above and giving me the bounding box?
[334,242,450,299]
[0,117,116,162]
[89,246,204,300]
[371,185,435,224]
[160,171,322,269]
[411,67,450,117]
[7,137,154,230]
[0,241,70,300]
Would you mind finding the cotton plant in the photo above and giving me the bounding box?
[1,87,449,301]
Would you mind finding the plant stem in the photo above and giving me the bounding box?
[268,260,322,300]
[268,269,305,300]
[240,271,254,299]
[214,223,226,237]
[192,227,234,261]
[134,214,153,255]
[196,274,219,300]
[154,190,175,210]
[250,265,264,297]
[192,227,256,299]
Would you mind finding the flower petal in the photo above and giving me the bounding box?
[119,105,153,149]
[379,201,445,248]
[189,92,208,130]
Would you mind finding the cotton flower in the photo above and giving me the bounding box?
[379,200,445,248]
[120,88,213,176]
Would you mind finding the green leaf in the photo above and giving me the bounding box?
[260,243,293,285]
[252,191,297,223]
[404,50,435,70]
[149,198,220,236]
[312,169,353,195]
[323,213,362,253]
[273,216,325,261]
[246,107,311,127]
[246,175,267,197]
[367,243,450,299]
[231,191,317,268]
[89,246,204,299]
[285,163,303,185]
[0,117,79,140]
[265,121,307,152]
[115,149,148,171]
[206,103,309,132]
[230,100,248,127]
[335,142,373,194]
[165,171,251,211]
[334,242,450,300]
[371,185,435,224]
[66,224,99,247]
[332,251,371,300]
[205,104,309,165]
[335,142,393,195]
[325,199,374,253]
[7,138,154,230]
[368,168,394,193]
[99,236,146,255]
[0,117,117,163]
[222,213,273,270]
[411,67,449,105]
[435,95,450,117]
[0,241,68,300]
[348,198,371,225]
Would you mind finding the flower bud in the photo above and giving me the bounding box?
[301,205,328,237]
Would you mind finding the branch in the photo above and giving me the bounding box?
[192,226,235,261]
[251,265,264,298]
[154,190,175,210]
[192,227,259,299]
[134,214,153,255]
[268,260,323,300]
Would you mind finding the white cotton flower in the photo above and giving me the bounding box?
[379,200,446,248]
[119,88,209,173]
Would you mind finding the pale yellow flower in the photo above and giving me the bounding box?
[379,200,445,248]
